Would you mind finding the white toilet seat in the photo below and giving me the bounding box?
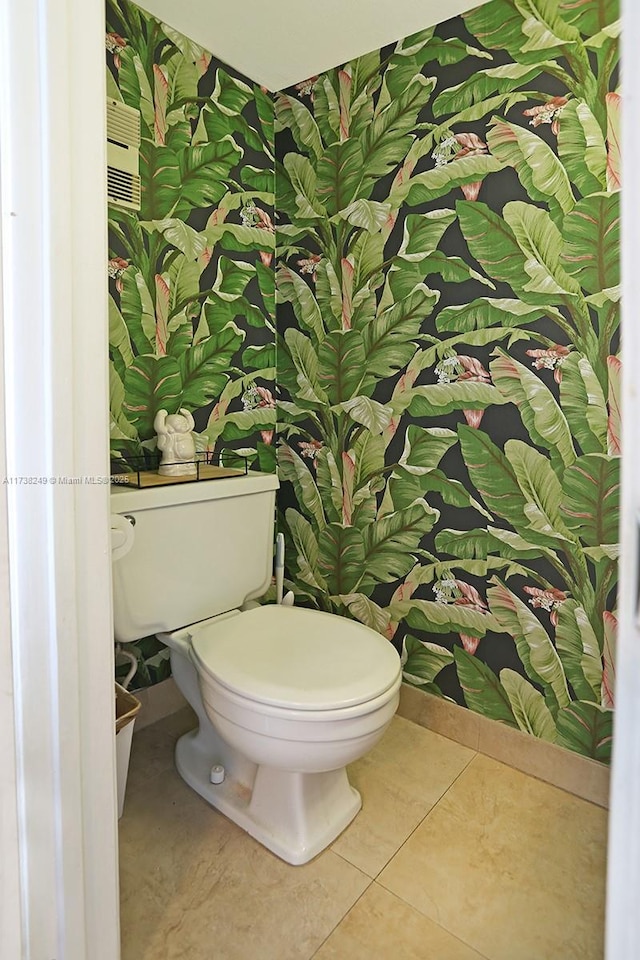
[190,604,401,713]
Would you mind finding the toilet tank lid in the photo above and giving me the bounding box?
[190,605,401,711]
[110,470,278,512]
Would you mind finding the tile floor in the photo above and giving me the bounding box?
[119,708,608,960]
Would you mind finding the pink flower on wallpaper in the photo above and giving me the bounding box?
[241,203,274,266]
[260,430,274,445]
[523,97,569,136]
[297,254,322,282]
[255,208,275,233]
[242,384,275,412]
[435,355,490,384]
[525,344,570,383]
[523,585,568,627]
[295,76,319,99]
[453,133,488,158]
[298,438,323,462]
[106,32,127,70]
[433,578,488,655]
[435,355,491,429]
[463,410,485,429]
[256,386,275,408]
[459,634,482,655]
[108,256,129,292]
[432,132,489,201]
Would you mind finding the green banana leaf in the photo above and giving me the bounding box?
[487,118,575,218]
[555,599,603,701]
[402,636,454,686]
[560,453,620,546]
[436,298,547,333]
[561,192,620,294]
[559,353,608,455]
[286,507,327,592]
[504,439,575,543]
[398,425,458,474]
[178,323,244,408]
[139,144,183,219]
[491,350,576,470]
[278,442,326,531]
[277,266,324,339]
[360,501,439,585]
[122,355,183,439]
[339,593,391,634]
[316,140,365,216]
[433,62,555,116]
[317,524,366,595]
[454,647,518,727]
[499,668,557,741]
[559,0,619,36]
[556,701,613,761]
[318,330,366,403]
[488,580,570,715]
[557,100,607,196]
[458,426,532,530]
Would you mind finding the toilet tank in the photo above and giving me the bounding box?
[110,472,279,643]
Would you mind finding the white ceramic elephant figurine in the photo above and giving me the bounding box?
[154,408,197,476]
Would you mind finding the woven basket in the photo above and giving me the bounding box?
[115,682,141,733]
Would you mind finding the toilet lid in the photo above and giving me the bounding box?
[190,605,401,711]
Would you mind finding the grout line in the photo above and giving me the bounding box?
[309,751,481,957]
[371,876,493,960]
[307,868,373,960]
[372,880,495,960]
[398,753,478,880]
[371,749,479,882]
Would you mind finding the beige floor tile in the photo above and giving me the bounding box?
[120,760,370,960]
[379,754,607,960]
[313,883,487,960]
[332,716,475,877]
[125,706,196,796]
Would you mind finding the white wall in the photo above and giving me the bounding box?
[135,0,485,89]
[0,0,120,957]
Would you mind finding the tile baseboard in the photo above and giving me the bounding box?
[130,679,610,808]
[132,677,188,730]
[398,684,610,809]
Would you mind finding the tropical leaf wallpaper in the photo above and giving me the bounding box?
[106,0,276,479]
[275,0,620,763]
[106,0,276,685]
[108,0,620,764]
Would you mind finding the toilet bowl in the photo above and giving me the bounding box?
[160,604,401,865]
[110,472,402,864]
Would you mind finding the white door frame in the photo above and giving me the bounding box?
[0,0,120,958]
[606,1,640,955]
[0,1,637,958]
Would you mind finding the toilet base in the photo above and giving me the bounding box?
[175,728,362,865]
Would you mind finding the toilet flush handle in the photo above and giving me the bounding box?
[110,513,136,562]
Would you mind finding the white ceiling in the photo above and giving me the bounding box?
[135,0,484,90]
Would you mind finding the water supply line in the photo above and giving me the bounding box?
[274,532,295,606]
[115,643,138,689]
[275,532,285,604]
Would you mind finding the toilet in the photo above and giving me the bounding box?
[110,472,401,865]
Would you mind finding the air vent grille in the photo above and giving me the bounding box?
[107,166,142,209]
[106,98,141,211]
[106,99,141,149]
